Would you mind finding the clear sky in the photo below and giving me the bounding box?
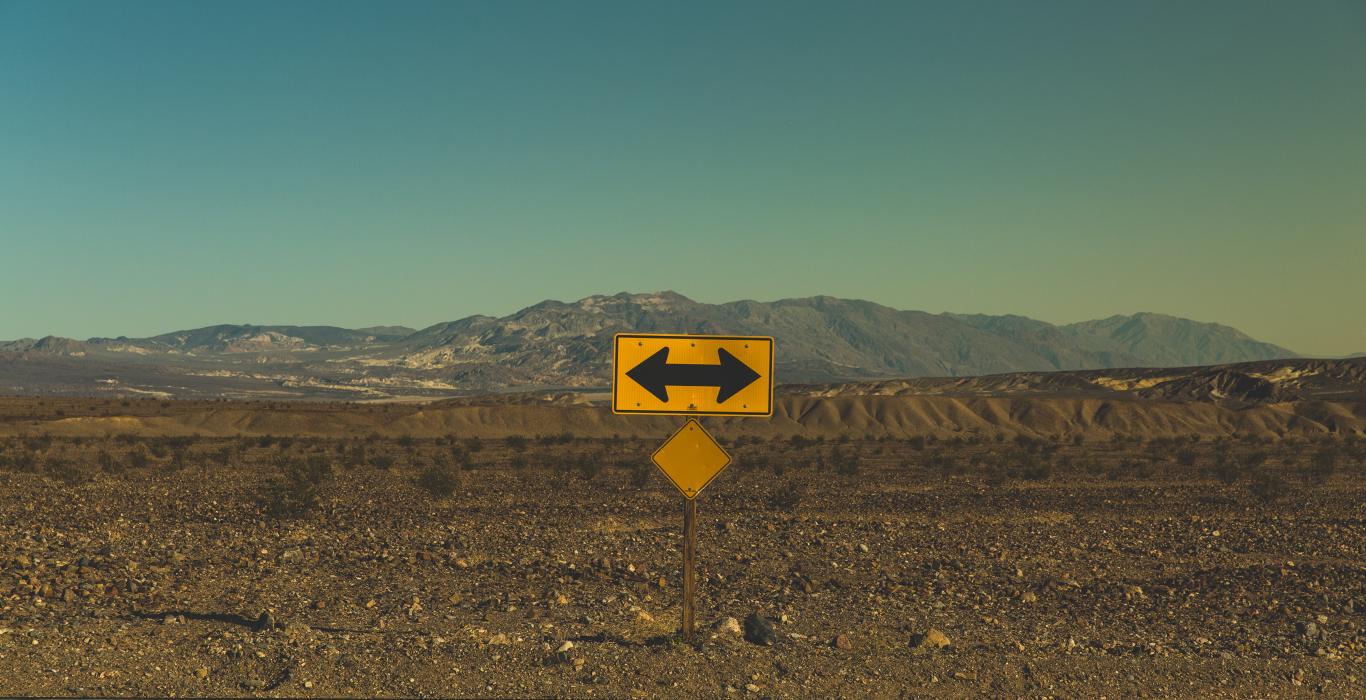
[2,1,1363,355]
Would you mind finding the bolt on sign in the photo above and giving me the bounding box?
[612,334,774,416]
[612,333,775,643]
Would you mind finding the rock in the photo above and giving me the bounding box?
[910,628,951,651]
[546,640,576,665]
[857,543,870,553]
[255,611,275,631]
[743,613,777,646]
[713,617,742,636]
[488,633,510,645]
[745,683,761,693]
[636,609,654,623]
[162,614,178,625]
[1019,591,1037,604]
[833,633,853,650]
[1297,621,1321,640]
[1122,584,1145,601]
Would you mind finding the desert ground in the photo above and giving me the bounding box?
[0,396,1364,698]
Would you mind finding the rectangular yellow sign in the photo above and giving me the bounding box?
[612,333,774,416]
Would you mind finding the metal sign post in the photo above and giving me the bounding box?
[682,496,697,641]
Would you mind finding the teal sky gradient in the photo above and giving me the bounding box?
[2,1,1364,355]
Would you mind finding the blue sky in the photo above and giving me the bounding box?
[2,1,1363,355]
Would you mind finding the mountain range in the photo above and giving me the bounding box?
[0,292,1298,399]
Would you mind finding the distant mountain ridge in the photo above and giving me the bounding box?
[0,292,1298,399]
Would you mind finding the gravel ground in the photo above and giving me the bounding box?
[1,435,1363,698]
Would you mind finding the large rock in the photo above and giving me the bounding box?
[910,628,951,651]
[743,613,777,646]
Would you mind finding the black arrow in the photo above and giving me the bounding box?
[626,346,761,404]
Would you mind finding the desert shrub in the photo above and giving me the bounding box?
[742,454,769,473]
[44,457,88,485]
[835,449,860,476]
[22,434,53,452]
[788,435,815,448]
[127,446,150,470]
[166,449,188,472]
[906,436,927,451]
[1020,459,1053,481]
[575,454,604,481]
[767,480,804,513]
[1211,453,1243,485]
[629,462,652,488]
[96,450,121,474]
[371,454,395,470]
[397,435,415,449]
[261,455,333,518]
[415,462,459,498]
[1175,448,1198,467]
[1248,471,1290,504]
[212,446,233,467]
[1301,449,1336,486]
[505,435,528,452]
[465,437,484,453]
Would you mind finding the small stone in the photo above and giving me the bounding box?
[857,543,870,553]
[304,680,314,689]
[910,628,951,651]
[833,633,853,650]
[1019,591,1037,604]
[743,613,777,646]
[162,614,177,625]
[195,667,209,679]
[556,640,574,653]
[745,683,762,693]
[488,633,510,645]
[364,599,377,609]
[1297,621,1320,639]
[636,609,654,623]
[255,611,275,631]
[284,621,312,642]
[713,617,742,636]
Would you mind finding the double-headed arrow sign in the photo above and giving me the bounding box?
[612,334,774,416]
[626,346,760,404]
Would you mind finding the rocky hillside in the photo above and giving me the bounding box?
[0,292,1298,399]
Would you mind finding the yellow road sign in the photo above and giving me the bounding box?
[613,333,773,416]
[651,419,732,499]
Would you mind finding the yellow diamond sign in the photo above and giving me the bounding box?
[651,419,732,499]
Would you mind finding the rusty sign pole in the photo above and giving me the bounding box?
[682,494,698,641]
